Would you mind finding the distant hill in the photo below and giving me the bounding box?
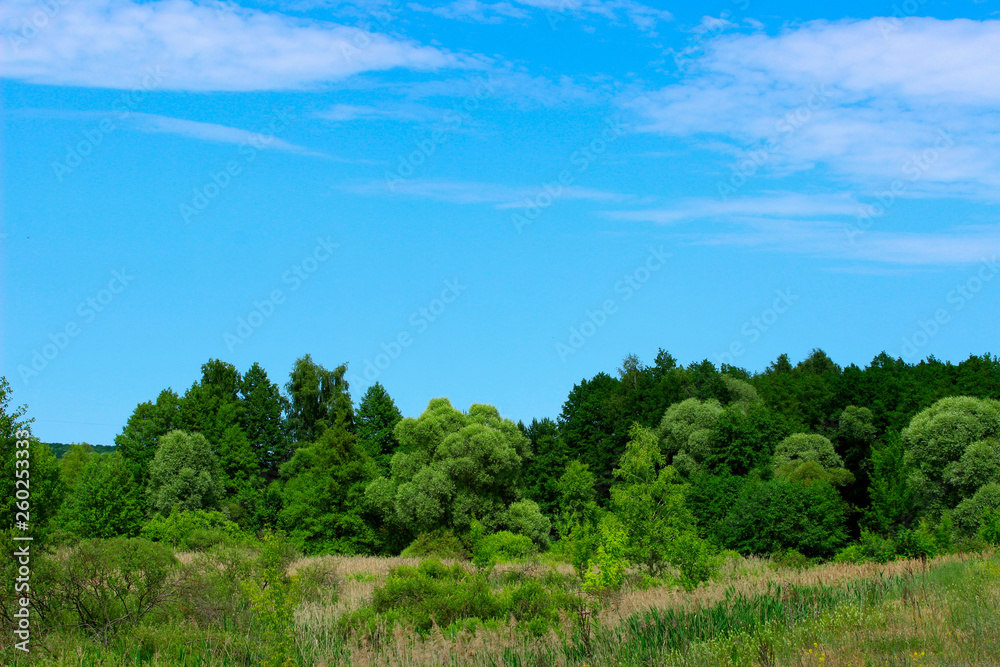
[44,442,116,459]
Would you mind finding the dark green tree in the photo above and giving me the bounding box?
[115,388,182,488]
[355,382,403,477]
[285,354,353,443]
[241,362,290,482]
[279,414,379,554]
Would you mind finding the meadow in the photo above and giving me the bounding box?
[3,535,998,667]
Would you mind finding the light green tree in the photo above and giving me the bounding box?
[611,424,713,586]
[147,430,224,514]
[902,396,1000,512]
[772,433,854,486]
[657,398,723,475]
[366,398,531,535]
[60,452,145,538]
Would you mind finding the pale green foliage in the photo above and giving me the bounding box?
[952,482,1000,536]
[657,398,723,473]
[721,375,759,406]
[366,398,531,535]
[583,514,628,595]
[902,396,1000,512]
[505,499,551,548]
[772,433,854,486]
[140,509,248,549]
[60,443,94,490]
[944,438,1000,497]
[611,424,714,585]
[839,406,878,444]
[147,430,224,514]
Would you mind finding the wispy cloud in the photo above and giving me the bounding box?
[129,113,334,158]
[410,0,670,31]
[344,178,635,206]
[604,193,859,224]
[410,0,529,24]
[314,102,446,122]
[626,17,1000,197]
[604,194,1000,266]
[0,0,463,91]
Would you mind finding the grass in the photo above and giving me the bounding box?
[2,549,997,666]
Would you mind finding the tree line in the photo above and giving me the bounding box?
[3,348,1000,566]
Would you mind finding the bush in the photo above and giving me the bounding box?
[506,499,551,549]
[400,530,470,560]
[339,557,575,638]
[834,531,897,564]
[55,537,178,641]
[479,531,537,562]
[141,509,249,550]
[979,506,1000,546]
[953,483,1000,537]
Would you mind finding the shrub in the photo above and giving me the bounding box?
[479,531,537,562]
[340,557,575,638]
[401,530,470,560]
[506,499,552,549]
[141,509,249,550]
[54,537,178,641]
[834,531,897,564]
[953,483,1000,537]
[979,506,1000,546]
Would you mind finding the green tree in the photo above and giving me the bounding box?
[521,417,566,515]
[147,430,223,514]
[706,402,788,476]
[60,452,145,538]
[865,431,915,534]
[723,475,848,557]
[366,398,531,535]
[115,388,182,488]
[772,433,854,486]
[59,442,94,491]
[0,378,64,542]
[355,382,403,477]
[657,398,723,475]
[279,415,379,554]
[902,396,1000,513]
[285,354,353,444]
[610,424,709,583]
[241,362,290,482]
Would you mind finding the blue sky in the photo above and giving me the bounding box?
[2,0,998,445]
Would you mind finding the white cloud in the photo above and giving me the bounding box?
[0,0,462,91]
[344,178,634,206]
[315,102,446,122]
[604,193,859,224]
[628,18,1000,197]
[603,194,1000,266]
[129,113,334,157]
[409,0,529,24]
